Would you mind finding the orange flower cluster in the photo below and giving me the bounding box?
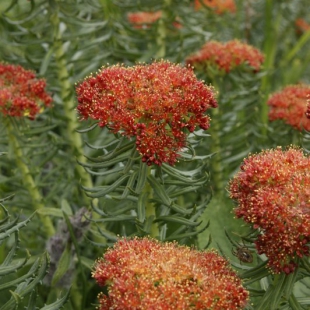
[0,63,52,119]
[76,60,217,166]
[186,40,264,73]
[127,11,181,29]
[267,84,310,131]
[93,237,249,310]
[127,11,162,29]
[194,0,236,14]
[229,148,310,274]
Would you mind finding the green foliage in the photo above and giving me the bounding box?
[0,201,69,309]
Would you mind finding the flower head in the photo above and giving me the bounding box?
[127,11,181,29]
[295,18,310,34]
[194,0,236,14]
[186,40,264,73]
[76,60,217,166]
[0,63,52,119]
[267,84,310,131]
[93,237,249,310]
[127,11,162,29]
[229,147,310,274]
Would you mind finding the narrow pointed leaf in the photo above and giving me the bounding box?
[51,245,71,286]
[147,174,171,206]
[135,162,148,194]
[40,289,70,310]
[0,257,40,291]
[82,174,130,198]
[0,213,35,241]
[154,215,201,227]
[137,191,147,223]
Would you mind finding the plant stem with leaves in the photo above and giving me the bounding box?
[49,8,94,202]
[144,168,160,238]
[5,119,55,236]
[156,0,172,58]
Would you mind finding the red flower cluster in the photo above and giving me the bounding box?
[229,148,310,274]
[0,63,52,119]
[93,237,249,310]
[76,60,217,166]
[267,84,310,131]
[194,0,236,14]
[186,40,264,73]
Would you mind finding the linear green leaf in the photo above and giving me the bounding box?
[137,191,147,223]
[82,174,130,198]
[0,258,40,291]
[154,216,201,227]
[0,213,35,241]
[51,245,72,286]
[40,289,70,310]
[147,174,171,206]
[135,162,149,194]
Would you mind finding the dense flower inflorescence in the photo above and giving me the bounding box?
[127,11,181,29]
[267,84,310,131]
[229,147,310,274]
[127,11,162,28]
[295,18,310,34]
[0,63,52,119]
[76,60,217,166]
[194,0,236,14]
[93,237,249,310]
[186,40,264,73]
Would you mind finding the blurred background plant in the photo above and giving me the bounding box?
[0,0,309,309]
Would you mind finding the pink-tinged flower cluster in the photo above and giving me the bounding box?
[76,60,217,166]
[0,63,52,119]
[93,237,249,310]
[186,40,264,73]
[229,147,310,274]
[194,0,236,14]
[267,84,310,131]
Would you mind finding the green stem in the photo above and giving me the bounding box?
[292,130,300,146]
[260,0,281,136]
[49,9,95,206]
[208,76,223,194]
[156,0,172,58]
[209,107,223,194]
[145,168,160,238]
[49,5,105,254]
[5,119,55,237]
